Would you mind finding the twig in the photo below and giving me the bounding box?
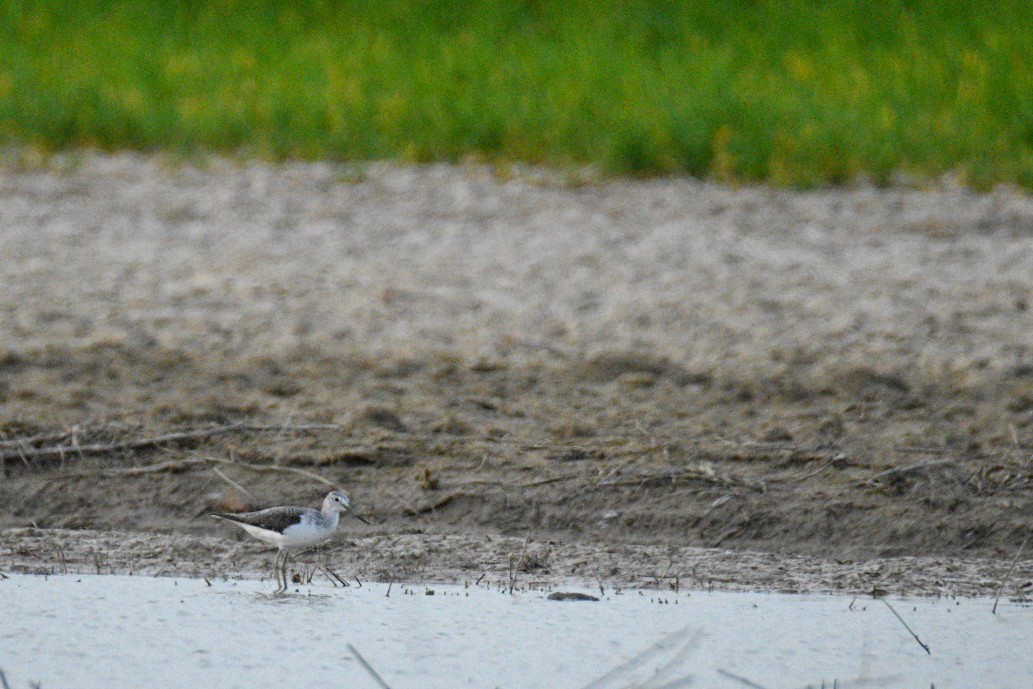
[521,474,578,488]
[881,599,930,655]
[715,668,770,688]
[82,454,339,488]
[215,451,339,488]
[0,429,32,469]
[509,537,530,594]
[91,458,211,475]
[347,644,393,689]
[0,422,341,462]
[595,456,639,485]
[993,538,1028,614]
[865,459,954,484]
[211,466,255,499]
[736,439,835,454]
[318,565,340,587]
[793,459,836,483]
[272,406,300,465]
[403,491,466,516]
[0,429,72,448]
[600,468,761,491]
[321,565,349,588]
[792,453,847,483]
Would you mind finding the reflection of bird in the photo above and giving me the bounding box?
[212,490,369,592]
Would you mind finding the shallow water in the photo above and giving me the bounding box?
[1,573,1031,688]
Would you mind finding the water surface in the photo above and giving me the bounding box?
[2,574,1031,688]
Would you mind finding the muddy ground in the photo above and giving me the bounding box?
[1,154,1032,596]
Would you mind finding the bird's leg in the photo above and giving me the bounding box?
[275,551,286,592]
[282,552,290,592]
[273,551,279,591]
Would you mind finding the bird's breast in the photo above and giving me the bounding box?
[280,520,336,549]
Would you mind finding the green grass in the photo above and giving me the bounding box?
[3,0,1033,187]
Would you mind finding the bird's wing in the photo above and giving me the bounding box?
[213,506,308,534]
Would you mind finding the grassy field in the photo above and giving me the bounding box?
[2,0,1032,187]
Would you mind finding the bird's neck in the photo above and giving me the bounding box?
[317,509,340,530]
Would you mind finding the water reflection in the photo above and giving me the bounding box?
[246,589,338,607]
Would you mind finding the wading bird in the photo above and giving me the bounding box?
[213,489,369,591]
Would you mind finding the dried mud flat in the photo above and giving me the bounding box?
[2,153,1033,596]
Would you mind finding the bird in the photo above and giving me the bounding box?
[212,489,369,592]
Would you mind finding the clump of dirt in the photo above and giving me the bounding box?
[1,154,1033,593]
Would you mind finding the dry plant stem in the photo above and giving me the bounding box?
[211,466,255,499]
[79,454,339,488]
[600,469,758,491]
[521,474,578,488]
[347,644,393,689]
[404,491,467,516]
[0,429,32,469]
[715,669,770,688]
[0,423,341,462]
[865,458,955,484]
[317,565,339,587]
[217,451,340,488]
[736,439,840,455]
[321,565,349,588]
[992,537,1028,615]
[509,537,530,595]
[881,599,931,655]
[0,430,72,448]
[792,457,843,483]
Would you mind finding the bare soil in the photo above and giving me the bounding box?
[2,153,1033,596]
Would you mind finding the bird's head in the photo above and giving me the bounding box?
[325,490,370,524]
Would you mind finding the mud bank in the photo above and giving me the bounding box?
[1,154,1032,593]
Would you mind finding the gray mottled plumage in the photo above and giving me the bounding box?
[214,506,310,535]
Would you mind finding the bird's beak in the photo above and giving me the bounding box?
[350,509,371,525]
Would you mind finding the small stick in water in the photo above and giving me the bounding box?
[348,644,393,689]
[716,668,770,688]
[993,537,1027,615]
[882,599,931,655]
[321,565,349,587]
